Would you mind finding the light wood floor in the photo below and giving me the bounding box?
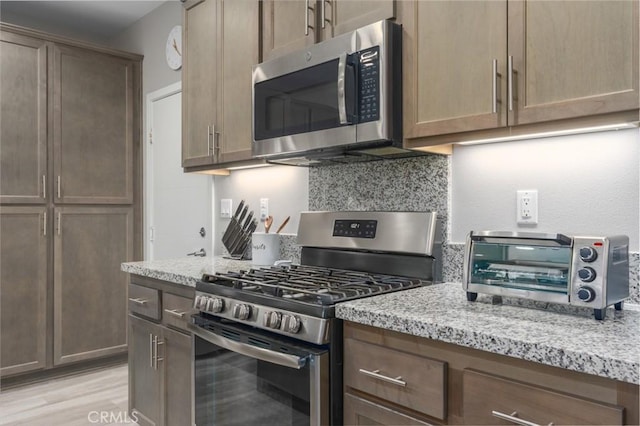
[0,363,134,426]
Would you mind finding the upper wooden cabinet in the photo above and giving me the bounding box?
[262,0,395,60]
[401,0,639,146]
[0,32,48,204]
[182,0,260,170]
[52,44,135,204]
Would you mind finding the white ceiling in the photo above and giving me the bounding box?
[1,1,167,44]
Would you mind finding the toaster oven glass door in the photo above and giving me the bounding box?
[469,243,572,294]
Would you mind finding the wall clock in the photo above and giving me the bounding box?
[165,25,182,70]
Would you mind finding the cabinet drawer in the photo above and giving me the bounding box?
[463,369,623,425]
[344,338,447,420]
[128,283,160,320]
[162,292,193,332]
[344,392,432,426]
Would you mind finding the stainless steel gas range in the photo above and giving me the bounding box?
[189,211,441,426]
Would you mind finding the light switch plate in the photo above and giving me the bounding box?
[220,199,232,218]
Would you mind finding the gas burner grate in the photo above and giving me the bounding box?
[201,264,423,306]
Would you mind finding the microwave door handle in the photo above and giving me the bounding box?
[188,323,306,370]
[337,52,350,125]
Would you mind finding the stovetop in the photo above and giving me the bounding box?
[193,264,426,344]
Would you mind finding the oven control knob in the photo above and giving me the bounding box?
[577,286,596,302]
[232,303,252,320]
[281,314,302,334]
[193,295,204,310]
[579,247,598,263]
[578,267,597,282]
[207,297,225,313]
[264,311,282,329]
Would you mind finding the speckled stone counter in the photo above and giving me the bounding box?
[336,282,640,384]
[121,256,253,287]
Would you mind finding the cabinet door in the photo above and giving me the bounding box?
[463,369,623,425]
[129,315,162,426]
[53,207,132,365]
[51,44,133,204]
[508,0,639,125]
[0,207,48,376]
[0,31,47,204]
[262,0,317,60]
[344,393,431,426]
[182,0,218,168]
[402,0,507,142]
[321,0,395,40]
[163,326,193,426]
[217,0,260,164]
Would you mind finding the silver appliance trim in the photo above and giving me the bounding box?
[252,20,396,160]
[194,292,332,345]
[296,211,439,256]
[470,231,573,246]
[188,323,306,369]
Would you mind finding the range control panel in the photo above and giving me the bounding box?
[333,219,378,239]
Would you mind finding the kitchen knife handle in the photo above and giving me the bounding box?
[305,0,312,36]
[492,59,498,114]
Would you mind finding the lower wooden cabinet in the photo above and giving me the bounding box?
[463,369,623,425]
[53,207,132,365]
[0,206,47,376]
[344,393,432,426]
[128,278,194,426]
[343,321,639,426]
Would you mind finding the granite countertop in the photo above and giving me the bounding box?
[336,282,640,384]
[121,256,253,287]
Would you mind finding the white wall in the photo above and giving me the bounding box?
[450,129,639,250]
[108,1,182,95]
[213,166,309,255]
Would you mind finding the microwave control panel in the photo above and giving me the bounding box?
[358,47,380,123]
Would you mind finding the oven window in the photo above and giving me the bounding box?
[470,243,572,293]
[194,336,310,426]
[254,59,348,141]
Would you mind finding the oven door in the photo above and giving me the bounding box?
[189,319,329,426]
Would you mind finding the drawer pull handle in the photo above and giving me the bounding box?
[358,368,406,387]
[129,298,148,306]
[164,308,186,318]
[492,410,552,426]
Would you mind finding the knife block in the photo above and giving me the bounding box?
[222,210,256,259]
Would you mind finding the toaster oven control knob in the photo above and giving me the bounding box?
[577,286,596,302]
[578,267,597,282]
[232,303,252,320]
[579,247,598,263]
[264,311,282,329]
[281,314,302,334]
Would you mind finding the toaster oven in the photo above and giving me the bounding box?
[463,231,630,320]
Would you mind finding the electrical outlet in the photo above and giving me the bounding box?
[220,199,232,218]
[260,198,269,221]
[517,190,538,225]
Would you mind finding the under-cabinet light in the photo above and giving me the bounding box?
[456,122,638,146]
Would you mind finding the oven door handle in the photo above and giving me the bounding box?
[189,323,307,370]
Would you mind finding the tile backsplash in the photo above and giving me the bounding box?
[304,154,640,305]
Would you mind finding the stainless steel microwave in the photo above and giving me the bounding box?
[252,20,408,165]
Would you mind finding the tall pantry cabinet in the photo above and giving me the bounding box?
[0,24,142,378]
